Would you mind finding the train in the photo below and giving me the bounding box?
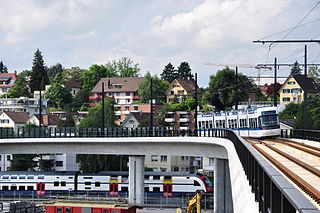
[0,171,212,197]
[197,106,280,138]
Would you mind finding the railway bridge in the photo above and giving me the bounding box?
[0,127,319,213]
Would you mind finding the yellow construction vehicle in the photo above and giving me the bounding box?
[176,192,202,213]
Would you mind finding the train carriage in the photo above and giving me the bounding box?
[198,106,280,138]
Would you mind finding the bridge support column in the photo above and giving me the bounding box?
[129,156,145,205]
[214,158,233,213]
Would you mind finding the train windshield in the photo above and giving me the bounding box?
[259,115,279,127]
[202,176,212,187]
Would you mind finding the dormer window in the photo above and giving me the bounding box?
[287,81,295,85]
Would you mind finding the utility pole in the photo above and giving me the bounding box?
[274,58,277,107]
[101,82,105,132]
[150,78,153,129]
[235,67,238,110]
[194,73,198,130]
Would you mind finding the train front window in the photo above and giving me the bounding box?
[203,177,212,187]
[260,115,279,127]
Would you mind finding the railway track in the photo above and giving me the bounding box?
[245,138,320,205]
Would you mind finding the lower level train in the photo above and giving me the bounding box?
[197,106,280,138]
[0,171,212,197]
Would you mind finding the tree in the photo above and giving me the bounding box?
[10,154,38,171]
[6,77,31,98]
[45,73,73,108]
[78,97,115,128]
[29,49,48,93]
[63,66,85,83]
[71,88,90,109]
[161,63,177,83]
[0,61,8,73]
[279,102,300,119]
[47,63,63,82]
[291,61,302,76]
[137,72,169,103]
[177,62,194,80]
[308,66,320,84]
[204,67,248,110]
[110,57,140,77]
[58,114,75,127]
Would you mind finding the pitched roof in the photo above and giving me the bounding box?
[175,79,197,93]
[122,112,159,126]
[4,112,29,123]
[292,75,320,93]
[0,73,18,81]
[91,77,144,93]
[33,114,60,126]
[65,80,82,88]
[280,118,295,128]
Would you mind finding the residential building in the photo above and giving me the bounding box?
[0,73,18,95]
[0,154,12,171]
[121,112,152,128]
[36,153,79,172]
[0,111,29,128]
[0,97,47,115]
[27,114,60,128]
[116,104,163,126]
[65,80,82,97]
[165,111,195,130]
[279,75,320,105]
[90,77,144,106]
[166,79,198,103]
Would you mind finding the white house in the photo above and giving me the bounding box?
[0,111,29,128]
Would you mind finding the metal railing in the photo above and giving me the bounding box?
[281,128,320,142]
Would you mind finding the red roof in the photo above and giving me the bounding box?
[91,77,144,93]
[34,114,60,126]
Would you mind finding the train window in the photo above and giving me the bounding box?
[153,176,160,180]
[95,182,101,187]
[19,176,26,179]
[65,208,71,213]
[11,186,17,191]
[69,177,73,179]
[122,186,128,192]
[144,187,149,192]
[209,121,213,128]
[186,177,190,179]
[19,186,25,191]
[103,210,110,213]
[2,186,9,190]
[112,210,119,213]
[2,176,9,179]
[144,175,150,180]
[27,176,34,179]
[201,121,205,129]
[56,207,62,213]
[38,176,44,179]
[153,187,160,192]
[27,186,34,190]
[85,182,91,185]
[198,121,201,129]
[11,176,17,179]
[164,176,172,181]
[85,187,91,190]
[61,181,66,186]
[54,181,59,187]
[194,180,201,186]
[83,177,93,179]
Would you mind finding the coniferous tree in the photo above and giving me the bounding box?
[161,63,177,83]
[29,49,48,93]
[177,62,194,80]
[291,61,302,76]
[0,61,8,73]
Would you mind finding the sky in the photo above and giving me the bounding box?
[0,0,319,87]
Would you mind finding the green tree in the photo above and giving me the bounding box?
[71,88,90,109]
[6,77,31,98]
[0,61,8,73]
[63,66,85,83]
[110,57,140,77]
[291,61,302,76]
[279,103,300,119]
[177,62,194,80]
[29,49,48,93]
[79,97,115,128]
[204,67,248,111]
[45,73,73,108]
[161,63,177,83]
[47,63,63,82]
[10,154,38,171]
[58,114,75,127]
[308,66,320,84]
[137,72,169,103]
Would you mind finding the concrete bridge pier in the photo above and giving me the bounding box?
[128,156,145,205]
[214,158,233,213]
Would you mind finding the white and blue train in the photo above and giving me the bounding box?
[197,106,280,138]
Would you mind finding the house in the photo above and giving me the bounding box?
[0,111,29,128]
[0,73,18,95]
[65,80,82,97]
[27,114,60,128]
[0,97,47,115]
[279,75,320,105]
[166,79,199,103]
[165,111,195,130]
[121,111,161,128]
[90,77,144,106]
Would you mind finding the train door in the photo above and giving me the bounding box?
[36,182,45,195]
[162,184,172,197]
[109,183,119,196]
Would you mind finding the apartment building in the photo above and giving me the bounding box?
[0,97,47,115]
[165,111,195,130]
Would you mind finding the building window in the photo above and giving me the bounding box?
[282,97,290,102]
[125,106,129,111]
[126,99,130,104]
[55,161,63,167]
[126,92,130,96]
[282,89,291,93]
[170,91,174,95]
[160,155,167,162]
[6,155,10,161]
[134,106,138,111]
[151,155,158,162]
[287,81,295,85]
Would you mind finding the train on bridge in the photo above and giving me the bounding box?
[197,106,280,138]
[0,171,212,197]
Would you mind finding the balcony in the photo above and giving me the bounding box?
[179,126,188,130]
[179,118,189,122]
[165,118,175,123]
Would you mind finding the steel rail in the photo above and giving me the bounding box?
[270,138,320,153]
